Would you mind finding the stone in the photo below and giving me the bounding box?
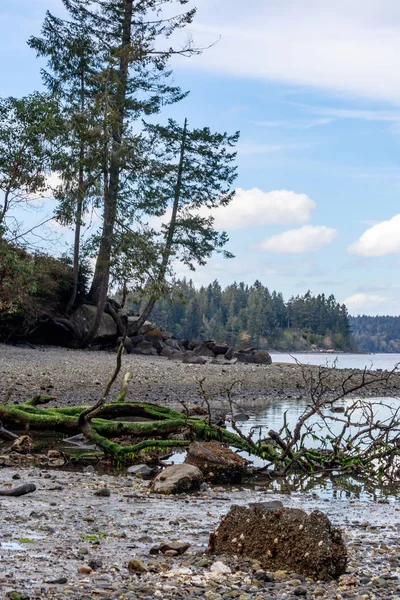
[128,559,148,573]
[127,464,157,479]
[143,328,164,342]
[150,464,204,494]
[132,341,158,356]
[208,505,348,580]
[94,487,111,497]
[232,352,254,364]
[225,346,234,360]
[159,542,191,556]
[183,355,207,365]
[253,350,272,365]
[160,347,180,358]
[71,304,117,344]
[210,343,230,355]
[168,352,187,361]
[185,441,248,484]
[193,342,215,358]
[77,567,93,575]
[165,338,183,351]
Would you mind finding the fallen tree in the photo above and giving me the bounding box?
[1,347,400,484]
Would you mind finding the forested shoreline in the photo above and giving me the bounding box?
[125,279,355,352]
[349,315,400,353]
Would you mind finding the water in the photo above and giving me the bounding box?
[270,352,400,371]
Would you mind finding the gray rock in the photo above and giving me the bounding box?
[71,304,117,344]
[253,350,272,365]
[150,464,204,494]
[127,464,156,479]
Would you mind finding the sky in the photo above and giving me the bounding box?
[2,0,400,316]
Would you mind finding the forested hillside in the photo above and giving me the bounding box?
[127,280,355,352]
[349,316,400,353]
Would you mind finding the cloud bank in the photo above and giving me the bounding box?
[349,214,400,256]
[208,188,316,231]
[259,225,337,254]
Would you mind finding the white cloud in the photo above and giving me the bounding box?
[259,225,337,254]
[207,188,316,231]
[182,0,400,104]
[349,214,400,256]
[344,292,397,315]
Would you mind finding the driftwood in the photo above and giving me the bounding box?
[0,483,36,496]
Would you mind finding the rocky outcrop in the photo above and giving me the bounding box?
[71,304,117,344]
[150,464,204,494]
[208,503,348,580]
[185,441,248,484]
[233,348,272,365]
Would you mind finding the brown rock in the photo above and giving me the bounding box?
[159,541,191,556]
[128,559,148,573]
[253,350,272,365]
[185,441,248,484]
[208,504,347,580]
[77,567,93,575]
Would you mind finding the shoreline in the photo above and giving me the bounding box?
[1,344,400,409]
[1,466,400,599]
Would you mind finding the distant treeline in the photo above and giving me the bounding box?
[349,315,400,353]
[127,280,354,352]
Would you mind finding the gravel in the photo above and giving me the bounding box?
[1,344,399,408]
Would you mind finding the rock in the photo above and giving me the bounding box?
[185,441,248,484]
[193,342,215,358]
[232,352,254,364]
[143,328,164,342]
[293,586,308,596]
[183,355,207,365]
[210,561,232,575]
[253,350,272,365]
[132,341,158,355]
[225,346,234,360]
[94,487,111,497]
[88,559,103,571]
[150,464,203,494]
[233,411,250,421]
[117,336,134,353]
[165,338,183,351]
[208,505,348,580]
[129,334,144,346]
[127,464,157,479]
[159,541,191,556]
[71,304,117,344]
[167,351,187,361]
[128,559,148,573]
[160,347,180,358]
[210,342,230,355]
[45,577,68,584]
[126,317,154,336]
[77,566,93,575]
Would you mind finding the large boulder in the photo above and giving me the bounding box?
[232,351,254,364]
[132,341,157,355]
[193,342,215,358]
[208,504,347,580]
[185,442,248,484]
[126,316,154,337]
[150,464,204,494]
[253,350,272,365]
[71,304,117,344]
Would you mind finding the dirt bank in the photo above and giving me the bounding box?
[1,344,399,408]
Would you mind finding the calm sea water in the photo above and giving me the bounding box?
[270,352,400,371]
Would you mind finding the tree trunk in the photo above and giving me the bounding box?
[83,0,133,346]
[66,71,86,314]
[133,118,188,333]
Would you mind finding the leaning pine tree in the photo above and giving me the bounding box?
[117,117,240,331]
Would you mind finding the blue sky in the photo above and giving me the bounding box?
[2,0,400,315]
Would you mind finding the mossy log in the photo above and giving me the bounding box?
[0,396,259,464]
